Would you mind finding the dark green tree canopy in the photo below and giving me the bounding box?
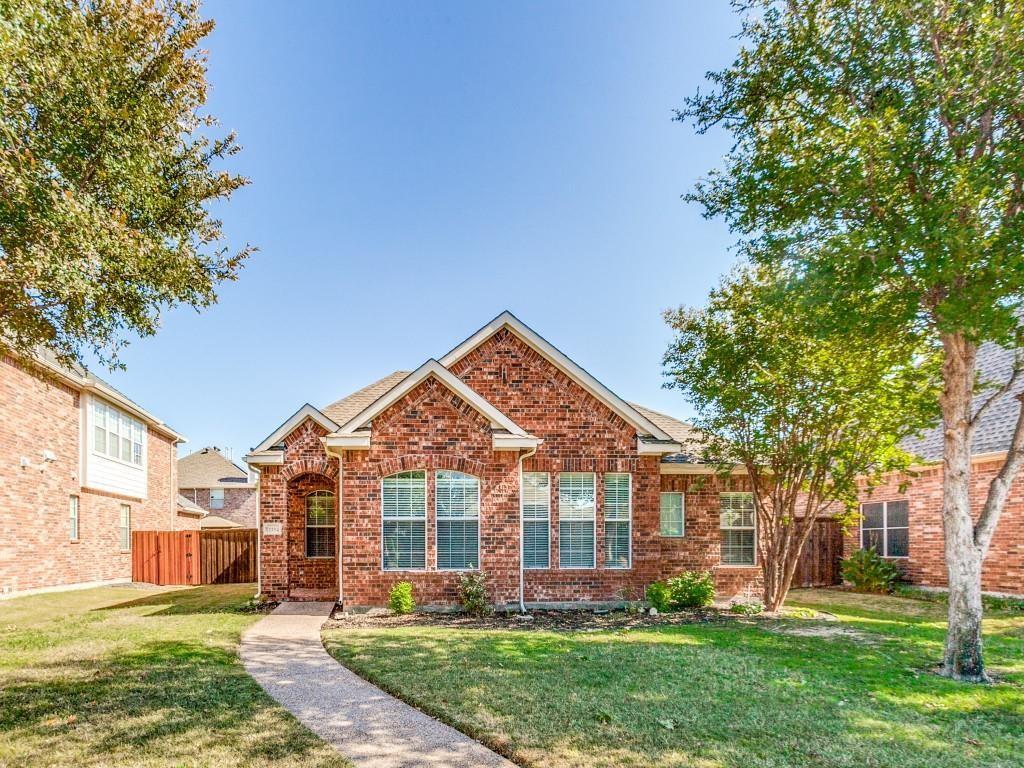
[0,0,251,367]
[681,0,1024,343]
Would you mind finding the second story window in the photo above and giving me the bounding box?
[92,400,144,467]
[209,489,225,510]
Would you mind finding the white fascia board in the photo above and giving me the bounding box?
[250,403,340,454]
[638,440,682,455]
[323,434,371,451]
[492,435,542,451]
[244,451,285,466]
[659,462,746,475]
[333,359,530,438]
[438,311,674,442]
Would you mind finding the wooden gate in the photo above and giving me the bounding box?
[791,519,843,587]
[132,529,256,586]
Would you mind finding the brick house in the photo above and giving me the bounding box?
[849,342,1024,596]
[0,351,194,597]
[246,312,761,607]
[178,446,258,529]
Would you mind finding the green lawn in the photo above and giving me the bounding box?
[323,589,1024,768]
[0,584,348,768]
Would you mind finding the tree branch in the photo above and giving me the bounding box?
[975,391,1024,553]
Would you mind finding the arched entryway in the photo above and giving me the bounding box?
[285,472,338,600]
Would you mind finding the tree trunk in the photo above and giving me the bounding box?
[938,332,989,682]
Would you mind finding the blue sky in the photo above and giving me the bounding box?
[97,2,742,461]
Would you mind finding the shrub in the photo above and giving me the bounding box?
[388,581,415,614]
[646,581,673,613]
[457,572,491,616]
[841,548,900,593]
[729,600,765,616]
[668,571,716,608]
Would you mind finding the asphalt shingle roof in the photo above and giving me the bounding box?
[178,448,252,489]
[321,371,411,427]
[903,341,1023,462]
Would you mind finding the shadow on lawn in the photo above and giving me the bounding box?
[95,584,258,616]
[0,638,340,766]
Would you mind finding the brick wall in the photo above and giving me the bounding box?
[846,458,1024,595]
[0,355,190,596]
[178,486,258,527]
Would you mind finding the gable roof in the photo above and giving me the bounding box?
[178,447,253,489]
[904,341,1023,462]
[439,311,674,441]
[176,494,206,517]
[322,371,410,425]
[332,360,535,439]
[249,403,340,456]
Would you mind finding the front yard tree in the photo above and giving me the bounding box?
[0,0,250,367]
[681,0,1024,680]
[664,266,934,613]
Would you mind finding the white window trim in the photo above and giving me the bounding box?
[305,491,337,559]
[603,473,631,570]
[435,470,482,572]
[860,499,910,560]
[381,471,427,572]
[69,495,80,542]
[719,492,757,567]
[521,471,550,570]
[558,472,596,570]
[119,504,131,552]
[209,488,226,510]
[660,492,685,537]
[92,398,146,470]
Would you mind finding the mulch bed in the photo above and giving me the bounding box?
[324,606,742,632]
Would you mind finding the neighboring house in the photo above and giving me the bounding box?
[849,342,1024,595]
[246,312,761,606]
[0,351,192,597]
[178,447,257,529]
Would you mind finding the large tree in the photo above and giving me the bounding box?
[664,265,935,612]
[0,0,250,367]
[681,0,1024,680]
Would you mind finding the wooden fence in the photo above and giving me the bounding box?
[791,519,843,588]
[132,529,257,586]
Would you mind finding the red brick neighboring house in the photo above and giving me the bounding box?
[246,312,762,607]
[178,447,257,529]
[849,341,1024,596]
[0,351,195,597]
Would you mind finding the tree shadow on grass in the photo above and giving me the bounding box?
[95,583,258,616]
[0,638,346,767]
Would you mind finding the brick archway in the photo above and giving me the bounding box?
[282,457,339,483]
[376,453,485,479]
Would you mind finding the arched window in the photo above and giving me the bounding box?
[436,470,480,570]
[305,491,336,558]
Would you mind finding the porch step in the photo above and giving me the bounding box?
[287,588,337,602]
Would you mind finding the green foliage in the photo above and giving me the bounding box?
[667,571,716,609]
[729,600,765,616]
[645,581,673,613]
[457,572,491,616]
[841,548,901,593]
[389,581,415,615]
[0,0,251,367]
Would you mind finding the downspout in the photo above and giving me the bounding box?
[518,444,539,613]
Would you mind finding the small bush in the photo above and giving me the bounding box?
[668,571,716,608]
[389,581,415,614]
[729,600,765,616]
[841,548,900,593]
[457,572,491,616]
[646,581,673,613]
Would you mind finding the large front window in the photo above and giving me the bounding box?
[436,471,480,570]
[720,493,755,565]
[305,491,336,558]
[382,471,426,570]
[522,472,550,569]
[861,500,909,558]
[559,472,595,569]
[603,473,631,568]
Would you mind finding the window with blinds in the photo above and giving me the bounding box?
[305,491,336,558]
[522,472,550,569]
[436,470,480,570]
[119,504,131,551]
[559,472,595,569]
[720,492,755,565]
[382,471,426,570]
[660,492,684,537]
[603,473,631,568]
[69,495,80,542]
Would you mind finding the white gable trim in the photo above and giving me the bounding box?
[439,311,674,441]
[333,359,535,440]
[249,403,340,455]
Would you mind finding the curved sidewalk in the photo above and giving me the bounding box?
[240,602,515,768]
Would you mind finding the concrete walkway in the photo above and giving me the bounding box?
[240,602,515,768]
